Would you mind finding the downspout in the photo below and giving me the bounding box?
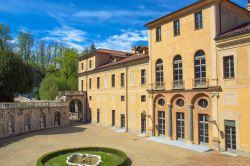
[125,66,129,132]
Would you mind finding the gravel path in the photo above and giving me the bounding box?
[0,124,250,166]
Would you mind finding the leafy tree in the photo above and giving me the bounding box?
[39,75,67,100]
[0,51,35,101]
[59,48,79,89]
[17,31,34,61]
[0,24,12,51]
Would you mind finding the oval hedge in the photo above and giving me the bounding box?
[37,147,129,166]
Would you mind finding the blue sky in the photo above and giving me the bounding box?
[0,0,246,51]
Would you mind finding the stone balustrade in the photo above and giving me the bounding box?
[0,102,67,109]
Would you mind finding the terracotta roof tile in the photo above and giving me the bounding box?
[97,54,149,69]
[215,22,250,40]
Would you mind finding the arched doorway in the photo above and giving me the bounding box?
[7,115,15,135]
[24,113,31,132]
[54,112,61,127]
[40,112,46,129]
[69,98,84,123]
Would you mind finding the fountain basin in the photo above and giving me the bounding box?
[66,153,102,166]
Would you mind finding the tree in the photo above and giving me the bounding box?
[17,31,34,61]
[59,48,79,89]
[0,24,12,51]
[90,43,96,52]
[0,51,35,101]
[39,75,67,100]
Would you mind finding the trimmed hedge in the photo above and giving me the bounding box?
[37,147,129,166]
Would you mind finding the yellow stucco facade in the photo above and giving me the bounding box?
[78,0,250,157]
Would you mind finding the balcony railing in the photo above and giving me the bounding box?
[193,78,209,88]
[152,82,165,90]
[58,91,85,97]
[172,80,185,90]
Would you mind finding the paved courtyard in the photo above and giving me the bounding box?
[0,124,250,166]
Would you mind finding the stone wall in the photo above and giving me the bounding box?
[0,102,69,139]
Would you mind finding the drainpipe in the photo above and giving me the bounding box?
[125,66,129,132]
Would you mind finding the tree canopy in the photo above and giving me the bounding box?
[0,51,35,101]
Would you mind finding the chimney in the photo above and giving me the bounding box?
[248,0,250,11]
[131,46,148,55]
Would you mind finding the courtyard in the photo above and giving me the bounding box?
[0,124,250,166]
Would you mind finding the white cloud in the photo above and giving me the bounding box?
[73,10,162,20]
[96,30,148,51]
[42,25,86,50]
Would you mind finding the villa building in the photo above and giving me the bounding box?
[78,0,250,157]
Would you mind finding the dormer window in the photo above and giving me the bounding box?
[109,56,117,63]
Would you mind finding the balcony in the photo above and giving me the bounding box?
[172,80,185,90]
[193,78,209,88]
[152,82,165,90]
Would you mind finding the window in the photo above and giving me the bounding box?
[141,69,146,85]
[121,114,125,128]
[112,110,115,126]
[156,26,162,42]
[156,59,164,86]
[97,77,100,89]
[195,50,206,80]
[112,74,115,87]
[81,80,84,91]
[176,98,184,107]
[158,111,165,135]
[223,56,234,79]
[97,109,100,123]
[89,78,92,89]
[174,19,180,36]
[199,114,209,144]
[121,73,125,87]
[158,98,165,106]
[195,11,203,30]
[173,55,183,81]
[141,112,146,133]
[89,96,92,100]
[89,60,92,69]
[141,95,146,102]
[81,63,84,70]
[177,112,185,139]
[121,96,125,101]
[198,99,208,108]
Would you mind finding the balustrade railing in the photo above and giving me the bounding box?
[0,102,67,109]
[193,78,209,88]
[172,80,185,90]
[58,91,85,97]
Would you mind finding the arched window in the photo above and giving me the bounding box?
[156,59,164,87]
[173,55,183,81]
[194,50,206,80]
[54,112,61,127]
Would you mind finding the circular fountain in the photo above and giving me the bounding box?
[66,153,102,166]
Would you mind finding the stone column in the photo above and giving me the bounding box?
[188,104,193,144]
[167,103,172,139]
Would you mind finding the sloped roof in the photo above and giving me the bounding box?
[97,54,149,69]
[215,22,250,40]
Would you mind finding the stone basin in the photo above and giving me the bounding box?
[66,153,102,166]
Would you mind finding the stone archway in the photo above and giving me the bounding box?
[69,98,83,122]
[54,112,61,127]
[24,113,31,132]
[40,112,46,129]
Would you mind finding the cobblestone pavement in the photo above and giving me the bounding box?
[0,124,250,166]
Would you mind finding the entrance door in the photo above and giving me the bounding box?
[121,114,125,128]
[199,114,209,145]
[112,110,115,127]
[177,112,185,140]
[225,120,236,152]
[141,113,146,133]
[158,111,165,136]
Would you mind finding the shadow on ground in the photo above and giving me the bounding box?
[0,122,87,148]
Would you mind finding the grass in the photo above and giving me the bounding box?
[37,147,129,166]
